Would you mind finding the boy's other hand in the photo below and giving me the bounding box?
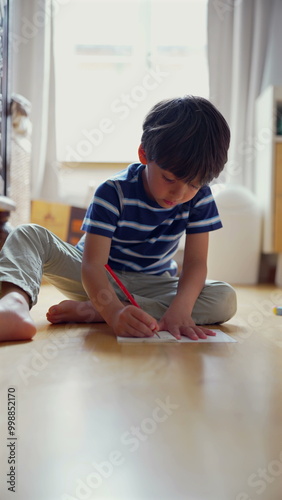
[112,305,158,338]
[158,312,216,341]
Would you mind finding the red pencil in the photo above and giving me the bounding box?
[104,264,141,308]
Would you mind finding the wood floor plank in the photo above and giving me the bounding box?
[1,284,282,500]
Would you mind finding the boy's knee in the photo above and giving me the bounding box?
[15,223,44,233]
[9,223,50,241]
[194,281,237,325]
[216,283,237,323]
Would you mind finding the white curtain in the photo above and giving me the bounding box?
[12,0,59,201]
[207,0,282,190]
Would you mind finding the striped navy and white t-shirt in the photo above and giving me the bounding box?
[77,162,222,276]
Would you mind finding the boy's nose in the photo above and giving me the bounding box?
[169,183,185,199]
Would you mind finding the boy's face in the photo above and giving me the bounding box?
[142,161,201,208]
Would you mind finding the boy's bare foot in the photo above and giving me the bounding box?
[46,300,105,324]
[0,292,36,342]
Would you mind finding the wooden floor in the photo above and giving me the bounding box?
[1,283,282,500]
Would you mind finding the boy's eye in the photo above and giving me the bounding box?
[162,175,175,183]
[188,182,200,190]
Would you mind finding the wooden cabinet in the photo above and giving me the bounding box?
[274,142,282,252]
[255,86,282,254]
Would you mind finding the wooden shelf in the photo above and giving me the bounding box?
[255,86,282,254]
[274,142,282,252]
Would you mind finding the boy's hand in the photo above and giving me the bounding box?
[158,310,216,341]
[112,305,158,338]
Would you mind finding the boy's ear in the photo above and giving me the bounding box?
[138,145,147,165]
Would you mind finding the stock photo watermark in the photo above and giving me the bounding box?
[16,323,92,386]
[235,450,282,500]
[16,288,116,385]
[63,66,170,167]
[212,0,243,22]
[227,288,282,345]
[213,125,273,186]
[6,387,18,493]
[61,396,179,500]
[11,0,70,53]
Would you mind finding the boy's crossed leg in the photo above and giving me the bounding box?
[0,283,36,341]
[0,289,105,342]
[46,299,104,324]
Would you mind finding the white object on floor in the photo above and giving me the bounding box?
[117,329,237,343]
[207,184,262,285]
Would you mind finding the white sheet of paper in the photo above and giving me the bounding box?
[117,329,237,343]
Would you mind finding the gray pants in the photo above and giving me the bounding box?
[0,224,237,324]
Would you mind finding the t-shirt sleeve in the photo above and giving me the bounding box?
[81,180,121,238]
[186,186,222,234]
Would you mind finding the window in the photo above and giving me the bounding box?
[54,0,208,164]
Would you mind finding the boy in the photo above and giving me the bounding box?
[0,95,237,342]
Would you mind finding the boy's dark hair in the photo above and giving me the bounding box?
[141,95,230,185]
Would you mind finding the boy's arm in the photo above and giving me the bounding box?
[158,232,216,340]
[81,232,158,337]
